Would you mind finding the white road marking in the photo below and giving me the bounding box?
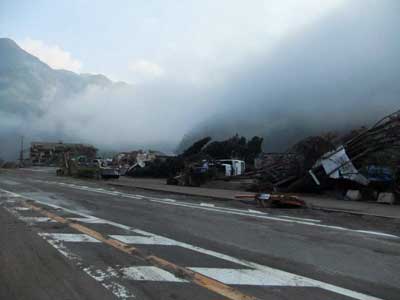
[279,215,322,223]
[83,266,136,299]
[0,188,392,300]
[247,209,267,214]
[26,180,323,224]
[20,217,54,223]
[189,267,313,286]
[122,266,188,282]
[2,185,397,241]
[200,202,215,207]
[162,198,176,202]
[68,217,108,224]
[14,207,31,211]
[0,179,20,185]
[110,235,176,245]
[39,233,101,243]
[39,233,135,299]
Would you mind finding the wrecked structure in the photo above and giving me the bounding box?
[30,142,97,166]
[253,109,400,201]
[113,150,172,175]
[166,135,262,186]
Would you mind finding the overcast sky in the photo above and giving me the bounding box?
[1,1,399,156]
[1,0,345,84]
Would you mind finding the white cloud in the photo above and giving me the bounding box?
[18,38,82,72]
[128,59,165,79]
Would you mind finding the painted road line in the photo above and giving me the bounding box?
[247,209,267,214]
[83,266,136,299]
[73,208,390,299]
[0,179,20,185]
[162,198,176,202]
[110,235,176,245]
[14,206,31,211]
[150,198,400,239]
[200,202,215,207]
[20,216,54,223]
[3,192,388,300]
[122,266,188,282]
[189,268,312,286]
[26,180,322,223]
[26,180,322,224]
[278,215,322,223]
[24,202,260,300]
[40,234,135,299]
[68,217,109,224]
[39,233,101,243]
[1,186,398,240]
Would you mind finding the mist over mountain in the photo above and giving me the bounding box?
[0,38,115,159]
[0,38,112,114]
[0,38,202,159]
[1,1,399,161]
[177,0,400,153]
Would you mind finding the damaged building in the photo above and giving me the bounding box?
[30,142,97,166]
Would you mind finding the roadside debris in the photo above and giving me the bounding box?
[166,135,263,187]
[56,152,119,180]
[235,193,306,208]
[30,142,97,166]
[247,109,400,204]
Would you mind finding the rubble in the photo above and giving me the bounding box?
[30,142,97,166]
[251,109,400,203]
[236,193,306,208]
[114,150,174,177]
[166,135,263,187]
[254,135,334,191]
[299,109,400,191]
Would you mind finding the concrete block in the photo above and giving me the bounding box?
[345,190,362,201]
[377,193,395,204]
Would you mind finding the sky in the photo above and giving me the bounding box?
[0,0,345,84]
[1,0,399,157]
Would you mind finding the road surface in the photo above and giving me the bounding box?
[0,168,399,300]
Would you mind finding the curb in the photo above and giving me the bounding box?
[107,182,233,201]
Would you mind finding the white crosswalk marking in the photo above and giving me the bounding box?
[14,207,31,211]
[0,188,388,300]
[20,217,54,223]
[39,233,101,243]
[122,266,188,282]
[189,268,313,286]
[110,235,176,245]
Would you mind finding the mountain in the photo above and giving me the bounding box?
[0,38,113,116]
[0,38,119,160]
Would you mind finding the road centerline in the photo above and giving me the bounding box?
[23,200,260,300]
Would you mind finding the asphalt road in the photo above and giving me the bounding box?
[0,168,399,300]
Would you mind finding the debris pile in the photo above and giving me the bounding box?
[254,109,400,202]
[30,142,97,166]
[167,135,263,186]
[256,136,334,190]
[236,193,306,208]
[114,150,173,177]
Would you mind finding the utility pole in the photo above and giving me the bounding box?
[19,135,24,167]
